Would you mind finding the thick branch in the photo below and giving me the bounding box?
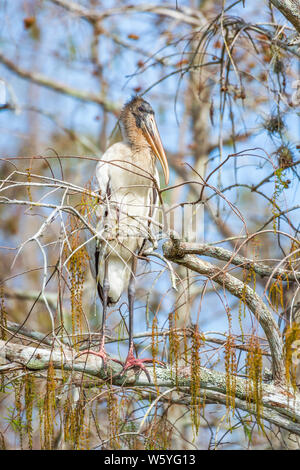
[0,339,299,435]
[170,241,300,282]
[270,0,300,34]
[163,239,285,383]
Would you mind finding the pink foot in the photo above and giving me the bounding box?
[122,345,165,382]
[76,337,122,369]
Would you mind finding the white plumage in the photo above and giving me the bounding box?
[83,96,169,375]
[94,141,159,304]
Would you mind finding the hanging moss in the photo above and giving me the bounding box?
[0,287,7,341]
[42,361,56,449]
[79,181,98,222]
[151,316,159,385]
[146,414,170,450]
[269,275,285,312]
[0,288,7,392]
[65,212,89,350]
[24,373,35,449]
[224,335,237,415]
[107,386,121,449]
[14,378,24,449]
[168,311,180,387]
[239,266,256,339]
[25,167,34,211]
[245,336,264,431]
[74,392,88,450]
[284,323,300,388]
[190,324,203,434]
[61,385,88,450]
[63,394,73,445]
[271,168,291,232]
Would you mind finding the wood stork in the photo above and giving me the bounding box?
[84,96,169,378]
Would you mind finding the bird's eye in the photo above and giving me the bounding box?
[138,106,145,113]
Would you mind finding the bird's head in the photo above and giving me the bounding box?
[120,96,169,185]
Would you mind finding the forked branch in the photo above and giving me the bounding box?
[163,238,285,383]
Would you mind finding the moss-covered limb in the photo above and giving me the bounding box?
[1,339,300,435]
[170,240,300,282]
[163,241,285,383]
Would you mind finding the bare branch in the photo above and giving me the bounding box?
[49,0,206,27]
[163,238,285,383]
[169,240,300,282]
[0,52,118,112]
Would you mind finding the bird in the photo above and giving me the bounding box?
[82,96,169,379]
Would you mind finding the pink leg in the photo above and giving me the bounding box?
[123,258,165,382]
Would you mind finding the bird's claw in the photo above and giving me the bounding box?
[75,337,122,371]
[75,348,109,369]
[121,347,165,383]
[122,356,152,382]
[76,349,123,371]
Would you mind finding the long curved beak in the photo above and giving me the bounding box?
[142,115,169,185]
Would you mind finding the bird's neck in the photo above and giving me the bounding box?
[120,110,150,153]
[121,130,155,176]
[119,109,156,173]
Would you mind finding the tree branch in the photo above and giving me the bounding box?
[49,0,206,27]
[0,52,118,113]
[163,238,285,383]
[270,0,300,34]
[0,339,299,435]
[4,320,271,356]
[168,240,300,282]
